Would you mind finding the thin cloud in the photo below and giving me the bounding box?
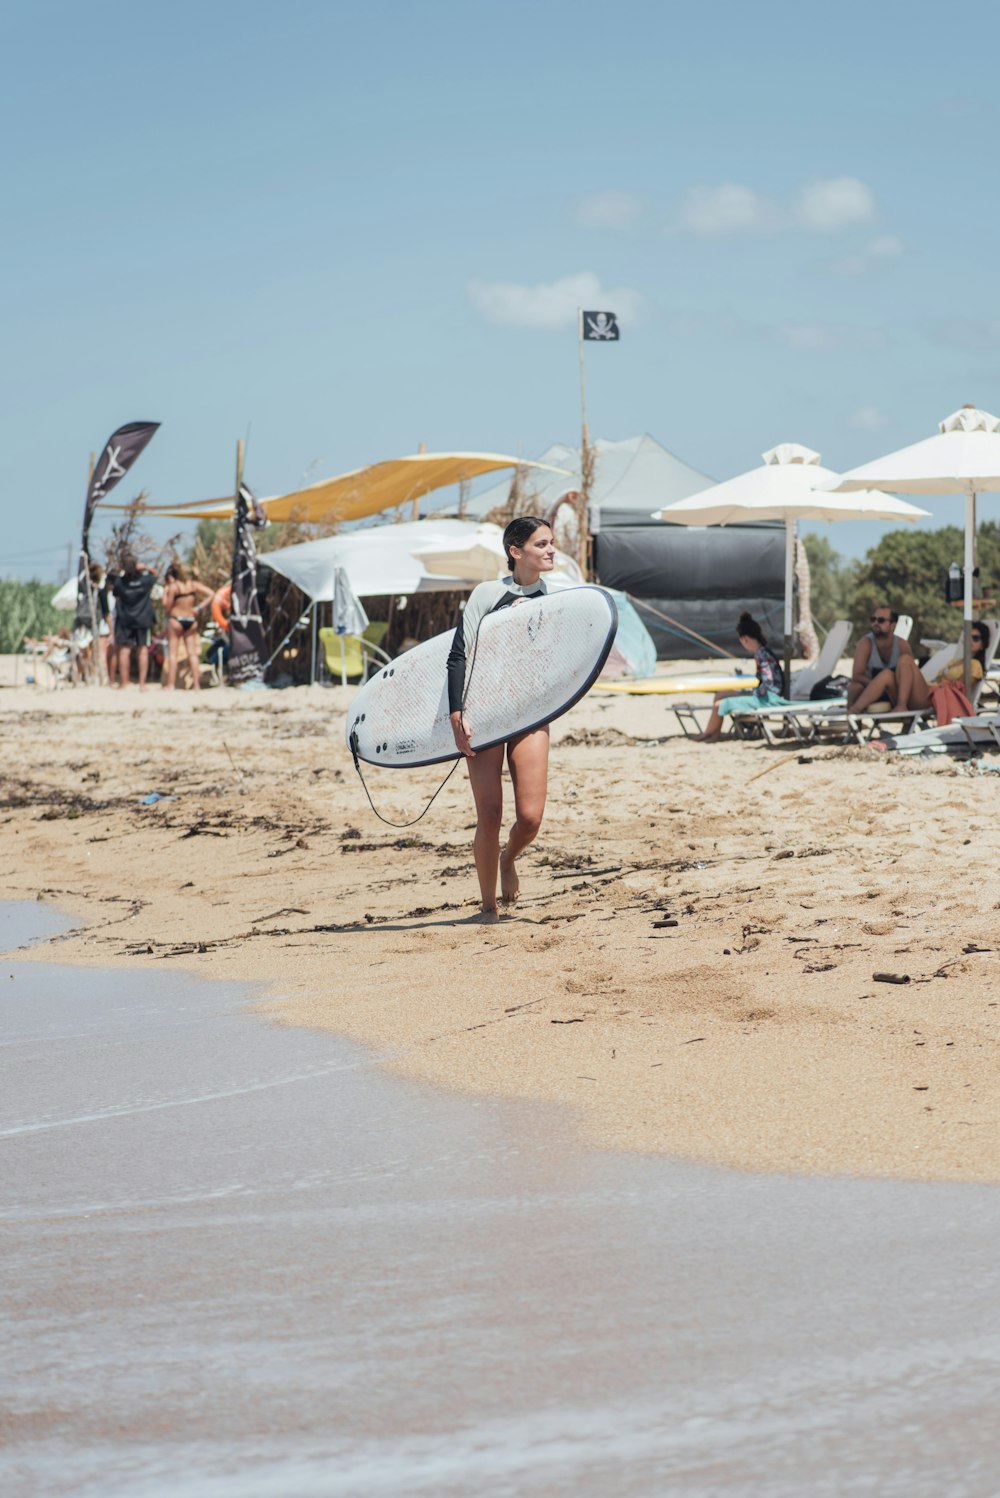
[675,183,779,236]
[850,405,890,431]
[795,177,874,232]
[575,191,644,230]
[925,319,1000,350]
[660,306,890,354]
[669,176,881,238]
[828,233,904,276]
[468,272,640,331]
[773,321,890,353]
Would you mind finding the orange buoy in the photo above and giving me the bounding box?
[211,584,232,632]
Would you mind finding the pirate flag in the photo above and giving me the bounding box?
[581,310,620,341]
[226,481,270,684]
[75,421,160,629]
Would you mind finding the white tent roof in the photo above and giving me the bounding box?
[461,434,714,526]
[264,518,583,601]
[262,520,493,601]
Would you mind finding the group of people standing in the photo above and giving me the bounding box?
[90,556,216,690]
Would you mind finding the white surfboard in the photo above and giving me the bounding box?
[347,586,618,768]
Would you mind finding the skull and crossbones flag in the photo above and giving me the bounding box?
[581,310,620,341]
[75,421,160,629]
[226,480,270,684]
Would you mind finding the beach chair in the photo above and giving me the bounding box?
[740,637,965,748]
[318,627,392,685]
[787,619,851,700]
[840,627,999,745]
[883,621,1000,755]
[720,620,853,745]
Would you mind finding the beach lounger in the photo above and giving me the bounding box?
[876,621,1000,755]
[786,619,851,701]
[671,620,852,740]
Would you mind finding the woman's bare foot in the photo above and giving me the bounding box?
[473,904,500,925]
[499,845,520,904]
[693,730,724,743]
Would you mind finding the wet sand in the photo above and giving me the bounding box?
[1,671,999,1181]
[4,901,1000,1497]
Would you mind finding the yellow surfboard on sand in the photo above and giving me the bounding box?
[594,674,752,696]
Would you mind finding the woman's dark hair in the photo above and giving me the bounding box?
[972,623,989,662]
[165,561,189,583]
[736,610,767,647]
[502,515,549,568]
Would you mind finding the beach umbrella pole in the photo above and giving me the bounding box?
[783,517,795,691]
[964,489,976,694]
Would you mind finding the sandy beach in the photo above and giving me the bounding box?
[2,662,999,1184]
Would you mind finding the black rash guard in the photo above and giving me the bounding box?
[446,575,548,714]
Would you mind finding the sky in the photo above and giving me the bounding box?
[3,0,1000,580]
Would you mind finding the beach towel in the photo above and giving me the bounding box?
[930,679,975,727]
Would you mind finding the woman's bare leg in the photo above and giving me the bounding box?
[500,727,549,903]
[184,629,201,690]
[894,655,931,713]
[164,623,180,689]
[117,646,131,688]
[693,692,728,742]
[466,744,505,921]
[849,667,896,714]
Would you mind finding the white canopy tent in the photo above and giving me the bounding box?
[261,520,499,602]
[461,434,714,528]
[654,444,931,681]
[262,519,581,602]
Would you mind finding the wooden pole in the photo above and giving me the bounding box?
[412,441,426,521]
[577,309,594,578]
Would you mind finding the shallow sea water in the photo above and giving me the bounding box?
[3,900,1000,1498]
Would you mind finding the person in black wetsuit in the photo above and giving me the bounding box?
[446,516,556,923]
[113,552,157,691]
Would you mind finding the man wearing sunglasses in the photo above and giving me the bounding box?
[847,606,931,716]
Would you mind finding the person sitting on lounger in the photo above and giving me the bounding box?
[847,605,930,716]
[928,622,989,725]
[694,611,787,742]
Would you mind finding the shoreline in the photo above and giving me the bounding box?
[2,676,999,1183]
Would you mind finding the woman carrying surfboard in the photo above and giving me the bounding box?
[447,516,556,923]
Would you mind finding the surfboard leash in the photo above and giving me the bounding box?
[347,611,486,829]
[347,736,463,829]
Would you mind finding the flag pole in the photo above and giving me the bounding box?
[231,439,245,690]
[577,309,593,579]
[81,450,104,686]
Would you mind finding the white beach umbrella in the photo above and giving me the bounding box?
[653,444,930,679]
[328,565,370,686]
[831,405,1000,689]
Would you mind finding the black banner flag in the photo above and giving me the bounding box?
[75,421,160,628]
[581,310,620,341]
[226,481,270,684]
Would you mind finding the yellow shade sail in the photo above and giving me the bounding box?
[97,452,569,524]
